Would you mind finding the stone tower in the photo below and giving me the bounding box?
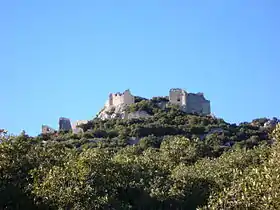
[59,117,72,131]
[169,88,187,106]
[169,88,211,115]
[105,89,135,107]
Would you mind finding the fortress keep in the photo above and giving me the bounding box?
[169,88,211,115]
[59,117,72,131]
[105,89,135,107]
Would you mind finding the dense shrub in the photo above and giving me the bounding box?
[0,110,278,209]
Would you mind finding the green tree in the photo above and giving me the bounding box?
[202,124,280,210]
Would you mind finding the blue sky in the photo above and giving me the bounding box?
[0,0,279,136]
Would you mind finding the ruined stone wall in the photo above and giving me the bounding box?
[169,88,187,106]
[103,88,210,115]
[105,90,135,107]
[42,125,56,134]
[112,93,125,105]
[59,117,72,131]
[168,88,211,115]
[186,93,210,114]
[123,89,135,105]
[202,101,211,115]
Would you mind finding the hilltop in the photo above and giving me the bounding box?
[40,100,278,153]
[97,88,210,120]
[39,89,278,153]
[41,88,212,134]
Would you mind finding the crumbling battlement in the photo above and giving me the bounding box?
[169,88,210,115]
[105,89,135,107]
[103,88,211,115]
[169,88,188,106]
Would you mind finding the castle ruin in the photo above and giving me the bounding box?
[169,88,211,115]
[105,89,135,107]
[59,117,72,131]
[168,88,187,106]
[103,88,211,115]
[42,125,56,134]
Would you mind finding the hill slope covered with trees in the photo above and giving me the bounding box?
[0,101,279,209]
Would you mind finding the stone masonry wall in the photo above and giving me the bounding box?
[103,88,210,116]
[105,89,135,107]
[186,93,210,114]
[169,88,187,106]
[169,89,211,115]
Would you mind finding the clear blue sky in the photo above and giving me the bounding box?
[0,0,279,136]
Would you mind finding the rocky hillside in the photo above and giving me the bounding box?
[59,99,278,152]
[97,103,152,120]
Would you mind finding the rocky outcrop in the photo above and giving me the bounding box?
[264,118,279,128]
[97,104,151,120]
[127,111,151,119]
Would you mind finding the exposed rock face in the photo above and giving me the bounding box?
[72,120,89,134]
[264,118,279,128]
[97,104,126,120]
[128,111,151,119]
[97,104,151,120]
